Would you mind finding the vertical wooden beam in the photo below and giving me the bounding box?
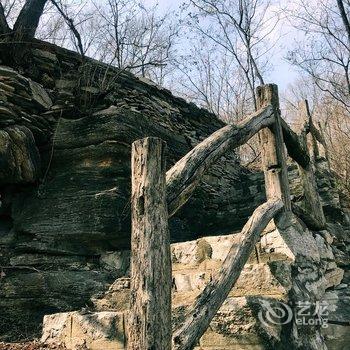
[257,84,291,211]
[297,99,318,160]
[127,137,172,350]
[297,100,326,229]
[296,99,312,129]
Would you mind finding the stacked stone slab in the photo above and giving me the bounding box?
[41,218,343,349]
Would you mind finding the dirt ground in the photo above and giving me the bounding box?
[0,342,65,350]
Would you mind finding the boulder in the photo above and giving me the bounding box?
[42,311,125,350]
[0,125,40,184]
[321,287,350,350]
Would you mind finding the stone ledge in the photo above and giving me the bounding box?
[42,296,282,350]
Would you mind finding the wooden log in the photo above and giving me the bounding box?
[172,199,284,350]
[166,105,274,216]
[279,118,310,168]
[295,99,312,133]
[297,165,326,229]
[294,99,327,160]
[310,122,327,148]
[296,100,326,229]
[296,100,319,160]
[127,137,172,350]
[302,100,329,160]
[257,84,292,211]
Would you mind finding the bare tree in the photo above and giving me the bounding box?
[318,99,350,197]
[183,0,280,109]
[337,0,350,42]
[282,76,321,127]
[0,0,178,83]
[90,0,178,83]
[174,41,251,122]
[33,0,101,58]
[1,0,24,27]
[175,0,280,167]
[0,0,51,41]
[283,76,350,198]
[286,0,350,110]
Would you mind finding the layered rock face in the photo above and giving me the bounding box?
[0,41,349,348]
[0,41,265,340]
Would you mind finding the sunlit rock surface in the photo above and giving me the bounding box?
[0,41,349,348]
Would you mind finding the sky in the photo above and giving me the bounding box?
[143,0,300,91]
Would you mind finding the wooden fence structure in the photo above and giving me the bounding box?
[126,84,326,350]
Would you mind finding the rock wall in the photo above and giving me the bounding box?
[0,41,265,340]
[0,40,349,347]
[41,215,344,350]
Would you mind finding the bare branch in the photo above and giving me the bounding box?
[50,0,84,56]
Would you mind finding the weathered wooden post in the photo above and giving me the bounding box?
[257,84,291,210]
[297,100,326,228]
[127,137,172,350]
[296,100,318,160]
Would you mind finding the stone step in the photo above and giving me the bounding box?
[92,225,296,312]
[42,296,280,350]
[93,223,341,312]
[42,221,344,350]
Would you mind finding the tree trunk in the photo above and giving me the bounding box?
[0,3,10,36]
[127,137,172,350]
[337,0,350,44]
[166,105,275,216]
[257,84,291,211]
[172,199,284,350]
[13,0,48,40]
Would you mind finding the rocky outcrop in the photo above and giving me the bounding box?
[0,44,267,255]
[322,271,350,350]
[0,41,265,340]
[0,40,349,348]
[41,215,344,350]
[0,125,40,184]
